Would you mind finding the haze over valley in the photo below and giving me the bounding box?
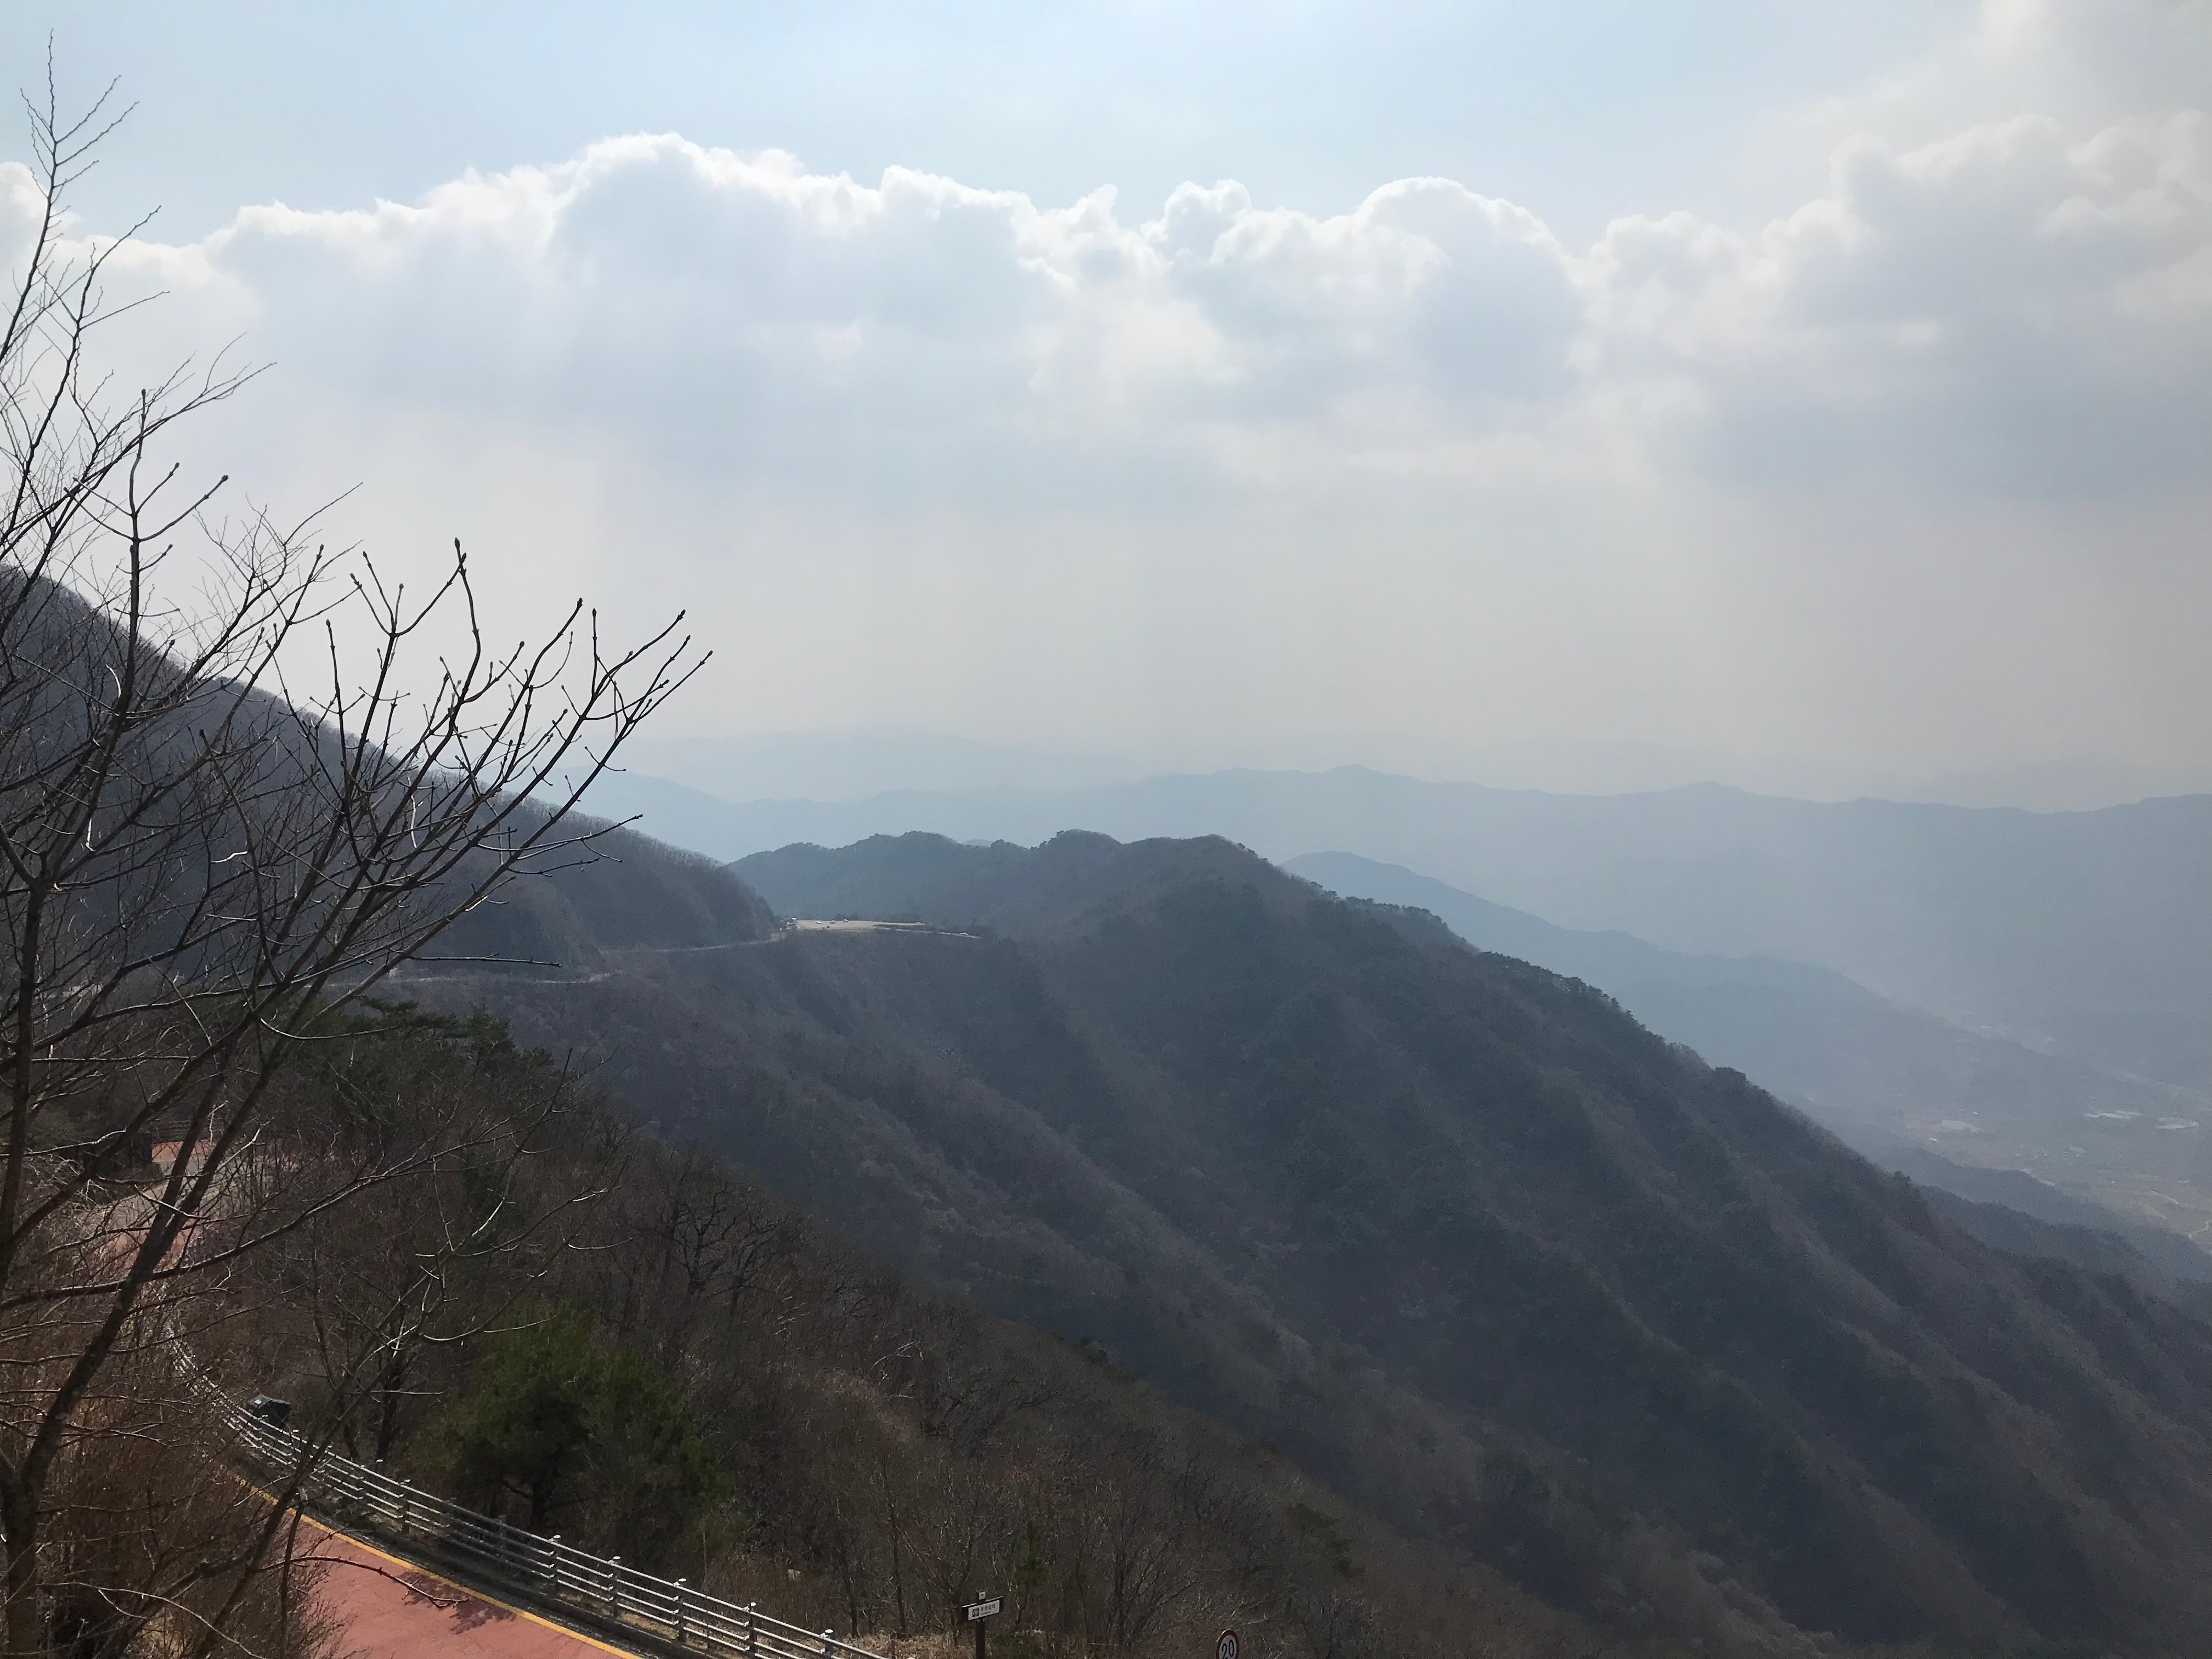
[7,4,2212,1656]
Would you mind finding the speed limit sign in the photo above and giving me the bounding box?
[1216,1630,1240,1659]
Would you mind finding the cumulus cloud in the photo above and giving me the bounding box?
[156,142,1595,504]
[1596,110,2212,488]
[7,1,2210,783]
[9,35,2205,512]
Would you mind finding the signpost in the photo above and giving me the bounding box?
[1216,1629,1240,1659]
[964,1594,1002,1659]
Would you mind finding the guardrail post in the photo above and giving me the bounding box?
[200,1387,893,1659]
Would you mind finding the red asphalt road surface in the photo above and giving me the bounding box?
[300,1515,640,1659]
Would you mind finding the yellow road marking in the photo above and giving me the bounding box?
[292,1510,648,1658]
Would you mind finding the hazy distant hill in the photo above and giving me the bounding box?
[1897,1153,2212,1313]
[613,730,1145,802]
[1282,851,2212,1237]
[591,735,2212,812]
[422,827,2212,1656]
[586,766,2212,1096]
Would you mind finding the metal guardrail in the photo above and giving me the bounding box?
[218,1394,889,1659]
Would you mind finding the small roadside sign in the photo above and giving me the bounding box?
[1217,1629,1240,1659]
[967,1595,1002,1659]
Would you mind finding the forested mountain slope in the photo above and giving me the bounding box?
[437,812,777,968]
[0,573,777,981]
[586,763,2212,1091]
[229,1009,1609,1659]
[413,828,2212,1656]
[1282,851,2212,1245]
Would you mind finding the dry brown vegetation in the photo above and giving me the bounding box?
[223,1008,1651,1659]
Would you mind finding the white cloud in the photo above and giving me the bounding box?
[152,140,1597,505]
[4,0,2208,780]
[1593,110,2212,488]
[27,86,2185,509]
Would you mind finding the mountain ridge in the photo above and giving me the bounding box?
[583,763,2212,1093]
[1281,849,2212,1246]
[414,826,2212,1655]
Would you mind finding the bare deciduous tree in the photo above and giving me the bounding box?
[235,1008,621,1469]
[0,72,701,1656]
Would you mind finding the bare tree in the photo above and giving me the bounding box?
[622,1144,802,1367]
[0,72,702,1656]
[235,1007,622,1469]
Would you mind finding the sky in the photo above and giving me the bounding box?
[3,1,2209,798]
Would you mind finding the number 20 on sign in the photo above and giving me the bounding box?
[1217,1629,1240,1659]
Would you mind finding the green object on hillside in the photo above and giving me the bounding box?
[433,1306,729,1564]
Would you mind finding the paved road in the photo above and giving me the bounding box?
[300,1514,640,1659]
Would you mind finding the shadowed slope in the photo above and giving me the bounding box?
[1284,850,2212,1251]
[414,830,2212,1654]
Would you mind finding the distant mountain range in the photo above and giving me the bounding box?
[612,730,1149,803]
[577,765,2212,1096]
[599,732,2212,809]
[411,826,2212,1655]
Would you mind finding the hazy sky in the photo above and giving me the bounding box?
[4,1,2209,788]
